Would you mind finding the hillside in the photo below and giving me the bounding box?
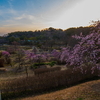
[19,79,100,100]
[0,26,92,48]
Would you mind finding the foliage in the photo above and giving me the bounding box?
[50,21,100,71]
[30,61,57,69]
[30,62,46,69]
[65,21,100,67]
[46,61,57,67]
[0,50,10,57]
[34,67,61,75]
[0,50,11,65]
[2,51,10,56]
[0,26,92,48]
[25,50,48,64]
[51,48,69,65]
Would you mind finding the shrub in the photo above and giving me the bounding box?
[30,62,46,69]
[30,61,57,69]
[34,67,61,75]
[46,61,57,67]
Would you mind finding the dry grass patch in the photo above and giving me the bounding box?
[20,79,100,100]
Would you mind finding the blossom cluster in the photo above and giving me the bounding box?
[51,21,100,75]
[2,51,10,56]
[25,50,48,63]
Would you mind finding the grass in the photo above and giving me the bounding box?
[18,79,100,100]
[0,65,99,100]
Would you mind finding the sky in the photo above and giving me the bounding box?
[0,0,100,36]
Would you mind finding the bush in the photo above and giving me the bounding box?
[34,67,61,75]
[30,61,57,69]
[30,62,46,69]
[46,61,57,67]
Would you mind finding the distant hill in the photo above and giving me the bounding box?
[1,26,93,48]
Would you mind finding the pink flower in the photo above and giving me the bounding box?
[2,51,10,56]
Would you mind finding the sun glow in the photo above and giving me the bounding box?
[48,0,100,29]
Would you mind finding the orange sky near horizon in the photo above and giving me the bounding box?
[0,0,100,36]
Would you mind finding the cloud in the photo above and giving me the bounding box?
[14,14,35,20]
[0,9,17,16]
[8,0,13,8]
[8,9,17,15]
[0,12,46,36]
[0,0,17,16]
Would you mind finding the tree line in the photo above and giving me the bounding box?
[0,26,93,49]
